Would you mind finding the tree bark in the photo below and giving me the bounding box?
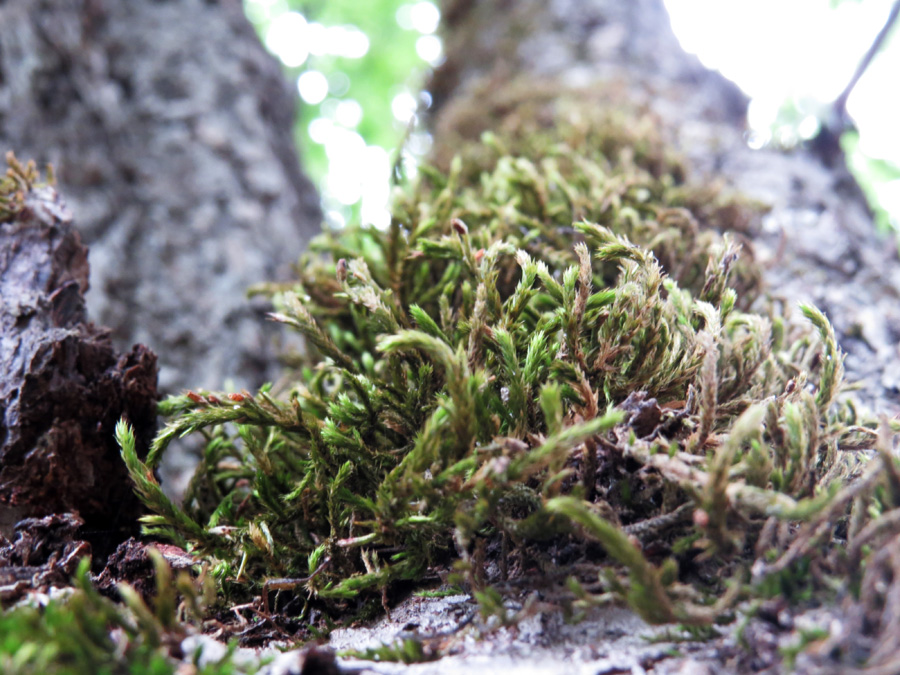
[431,0,900,414]
[0,0,321,393]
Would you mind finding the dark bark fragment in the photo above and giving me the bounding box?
[299,648,340,675]
[95,537,196,601]
[617,391,664,439]
[1,175,158,543]
[0,512,90,602]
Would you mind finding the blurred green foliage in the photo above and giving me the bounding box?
[294,0,422,174]
[244,0,433,223]
[843,129,900,232]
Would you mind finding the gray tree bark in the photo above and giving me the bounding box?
[0,0,321,393]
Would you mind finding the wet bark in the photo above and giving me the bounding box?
[0,0,321,393]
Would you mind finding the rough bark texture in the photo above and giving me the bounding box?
[0,0,321,393]
[431,0,900,415]
[0,178,158,541]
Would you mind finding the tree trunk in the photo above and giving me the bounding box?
[0,0,321,393]
[430,0,900,414]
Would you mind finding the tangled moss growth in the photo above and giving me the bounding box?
[119,87,896,660]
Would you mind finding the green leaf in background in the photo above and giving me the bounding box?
[842,129,900,233]
[245,0,439,226]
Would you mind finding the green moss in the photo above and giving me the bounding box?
[0,152,54,222]
[0,559,258,675]
[340,637,440,664]
[120,83,889,649]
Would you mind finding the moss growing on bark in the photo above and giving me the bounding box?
[119,85,892,656]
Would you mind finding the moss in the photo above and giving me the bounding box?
[0,558,256,675]
[0,152,54,222]
[119,82,892,661]
[341,637,440,664]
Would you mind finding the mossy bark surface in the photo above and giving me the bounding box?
[110,2,897,672]
[3,3,900,674]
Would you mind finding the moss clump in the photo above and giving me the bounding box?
[121,85,889,645]
[0,152,54,222]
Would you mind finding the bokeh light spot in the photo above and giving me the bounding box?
[264,11,309,68]
[416,35,443,65]
[297,71,329,105]
[336,99,364,128]
[391,91,418,124]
